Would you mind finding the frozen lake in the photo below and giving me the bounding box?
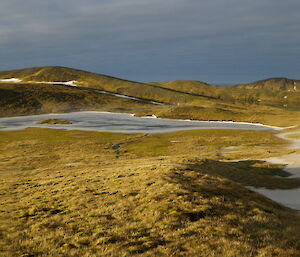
[0,111,279,133]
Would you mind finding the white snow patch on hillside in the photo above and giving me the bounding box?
[142,115,157,119]
[96,90,141,101]
[0,77,80,87]
[95,90,164,105]
[0,78,22,83]
[39,81,79,87]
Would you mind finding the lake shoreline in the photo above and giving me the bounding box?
[249,130,300,212]
[0,111,288,133]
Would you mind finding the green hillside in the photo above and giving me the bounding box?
[234,77,300,90]
[149,80,223,98]
[0,66,300,126]
[153,78,300,109]
[1,66,299,108]
[0,66,214,105]
[0,82,162,117]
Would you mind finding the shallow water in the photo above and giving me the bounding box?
[0,111,278,133]
[249,134,300,212]
[247,186,300,211]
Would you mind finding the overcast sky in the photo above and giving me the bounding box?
[0,0,299,84]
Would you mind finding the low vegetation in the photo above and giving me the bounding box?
[287,134,300,139]
[1,128,299,256]
[36,119,72,125]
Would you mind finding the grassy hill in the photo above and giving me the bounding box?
[1,66,300,126]
[0,82,162,117]
[0,66,215,105]
[234,77,300,91]
[2,66,299,108]
[153,78,300,109]
[150,80,223,98]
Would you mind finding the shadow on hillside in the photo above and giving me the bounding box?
[181,159,300,189]
[165,159,294,221]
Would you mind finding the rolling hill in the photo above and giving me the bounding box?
[152,78,300,108]
[0,82,163,117]
[0,66,215,105]
[233,77,300,91]
[0,66,300,126]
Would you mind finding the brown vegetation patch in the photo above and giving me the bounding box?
[36,119,72,125]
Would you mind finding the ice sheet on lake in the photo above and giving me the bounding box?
[0,111,278,134]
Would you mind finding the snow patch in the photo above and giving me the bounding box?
[95,90,164,105]
[142,115,157,119]
[0,77,80,87]
[38,81,79,87]
[63,81,79,87]
[0,78,22,83]
[247,186,300,211]
[247,130,300,211]
[276,131,300,150]
[96,90,140,100]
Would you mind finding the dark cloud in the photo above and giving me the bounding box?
[0,0,299,83]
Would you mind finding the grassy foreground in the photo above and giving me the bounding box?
[0,128,300,257]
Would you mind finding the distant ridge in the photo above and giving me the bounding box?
[0,66,299,93]
[0,66,143,85]
[0,66,300,120]
[233,77,300,91]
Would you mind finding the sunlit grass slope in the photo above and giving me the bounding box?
[152,78,300,109]
[1,128,299,256]
[0,83,162,117]
[0,66,214,105]
[156,104,300,127]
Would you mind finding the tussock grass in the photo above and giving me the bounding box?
[0,128,299,256]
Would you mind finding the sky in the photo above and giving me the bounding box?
[0,0,299,84]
